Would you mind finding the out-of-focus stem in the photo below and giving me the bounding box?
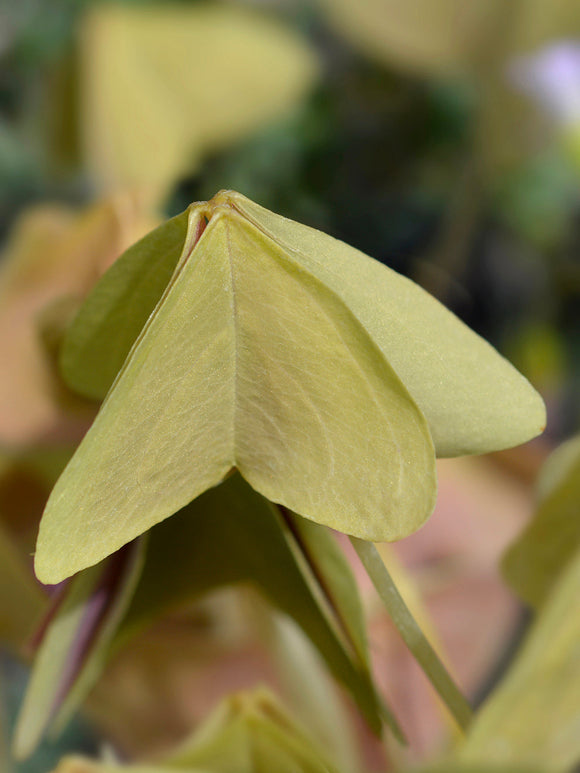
[350,537,473,732]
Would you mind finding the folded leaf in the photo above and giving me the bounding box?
[60,209,191,400]
[503,434,580,607]
[36,191,436,583]
[49,690,343,773]
[165,688,343,773]
[460,544,580,771]
[232,193,545,457]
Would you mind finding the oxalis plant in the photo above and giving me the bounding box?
[16,190,545,768]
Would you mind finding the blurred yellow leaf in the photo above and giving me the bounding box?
[49,689,342,772]
[80,4,318,199]
[460,543,580,771]
[0,194,155,450]
[317,0,580,174]
[316,0,502,76]
[50,759,208,773]
[503,434,580,608]
[165,687,342,773]
[317,0,580,76]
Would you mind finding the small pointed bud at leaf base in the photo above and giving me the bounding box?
[503,434,580,607]
[36,191,545,584]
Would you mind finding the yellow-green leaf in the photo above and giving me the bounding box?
[502,435,580,608]
[81,4,318,198]
[49,690,342,772]
[60,209,191,400]
[317,0,500,75]
[233,193,545,456]
[36,191,436,583]
[317,0,580,77]
[459,544,580,771]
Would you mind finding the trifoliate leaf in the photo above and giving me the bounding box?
[39,191,544,583]
[36,191,438,583]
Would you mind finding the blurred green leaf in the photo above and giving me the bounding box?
[20,474,386,756]
[165,687,343,773]
[460,542,580,771]
[49,689,342,773]
[14,539,145,760]
[503,434,580,608]
[495,153,578,249]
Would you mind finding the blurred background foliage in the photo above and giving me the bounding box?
[2,0,580,439]
[1,0,580,771]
